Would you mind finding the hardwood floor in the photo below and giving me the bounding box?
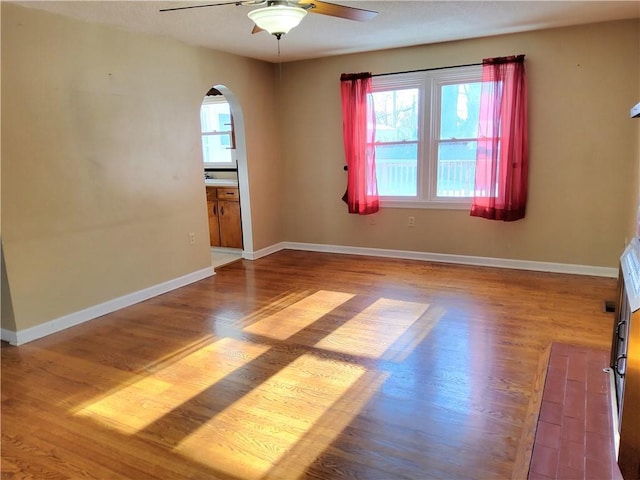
[1,250,617,479]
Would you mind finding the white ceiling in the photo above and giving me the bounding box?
[13,1,640,63]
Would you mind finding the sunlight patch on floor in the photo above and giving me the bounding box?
[243,290,355,340]
[70,291,436,478]
[265,367,389,478]
[176,353,387,480]
[72,337,270,434]
[315,298,430,360]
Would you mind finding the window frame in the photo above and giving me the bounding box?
[201,95,236,170]
[372,65,483,210]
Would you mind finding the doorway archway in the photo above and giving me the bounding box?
[202,84,253,258]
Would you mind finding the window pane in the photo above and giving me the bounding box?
[202,134,232,164]
[440,82,481,140]
[373,89,419,142]
[373,88,419,196]
[201,103,231,134]
[375,143,418,196]
[437,141,476,197]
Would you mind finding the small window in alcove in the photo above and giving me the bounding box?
[200,90,236,169]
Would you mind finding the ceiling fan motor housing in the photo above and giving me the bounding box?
[247,3,308,37]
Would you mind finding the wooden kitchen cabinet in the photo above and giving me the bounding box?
[206,187,242,249]
[206,188,221,247]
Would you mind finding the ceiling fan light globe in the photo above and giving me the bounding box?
[247,6,307,36]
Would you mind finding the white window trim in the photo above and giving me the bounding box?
[201,95,236,169]
[373,65,482,210]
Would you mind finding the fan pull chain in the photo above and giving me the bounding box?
[277,37,282,82]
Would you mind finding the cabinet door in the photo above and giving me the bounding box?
[218,200,242,248]
[207,200,221,247]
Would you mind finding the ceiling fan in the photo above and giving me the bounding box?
[159,1,378,39]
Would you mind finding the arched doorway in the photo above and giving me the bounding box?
[200,85,252,266]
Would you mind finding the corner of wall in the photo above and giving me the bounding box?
[1,241,17,334]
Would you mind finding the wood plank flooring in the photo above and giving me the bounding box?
[1,250,617,479]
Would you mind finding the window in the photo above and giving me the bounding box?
[200,96,236,168]
[371,65,483,208]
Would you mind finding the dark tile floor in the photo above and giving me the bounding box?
[528,343,622,479]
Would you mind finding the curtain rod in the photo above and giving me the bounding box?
[372,61,483,77]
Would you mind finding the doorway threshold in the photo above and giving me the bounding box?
[211,247,242,269]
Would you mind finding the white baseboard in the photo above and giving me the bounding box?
[1,267,214,346]
[279,242,618,278]
[244,242,286,261]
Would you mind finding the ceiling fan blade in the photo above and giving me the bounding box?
[297,1,377,22]
[251,24,264,34]
[159,1,262,13]
[160,2,239,12]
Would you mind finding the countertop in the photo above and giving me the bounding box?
[205,179,239,187]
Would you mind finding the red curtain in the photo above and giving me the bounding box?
[340,72,379,215]
[470,55,528,221]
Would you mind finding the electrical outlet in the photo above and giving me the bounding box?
[188,232,196,245]
[408,216,415,228]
